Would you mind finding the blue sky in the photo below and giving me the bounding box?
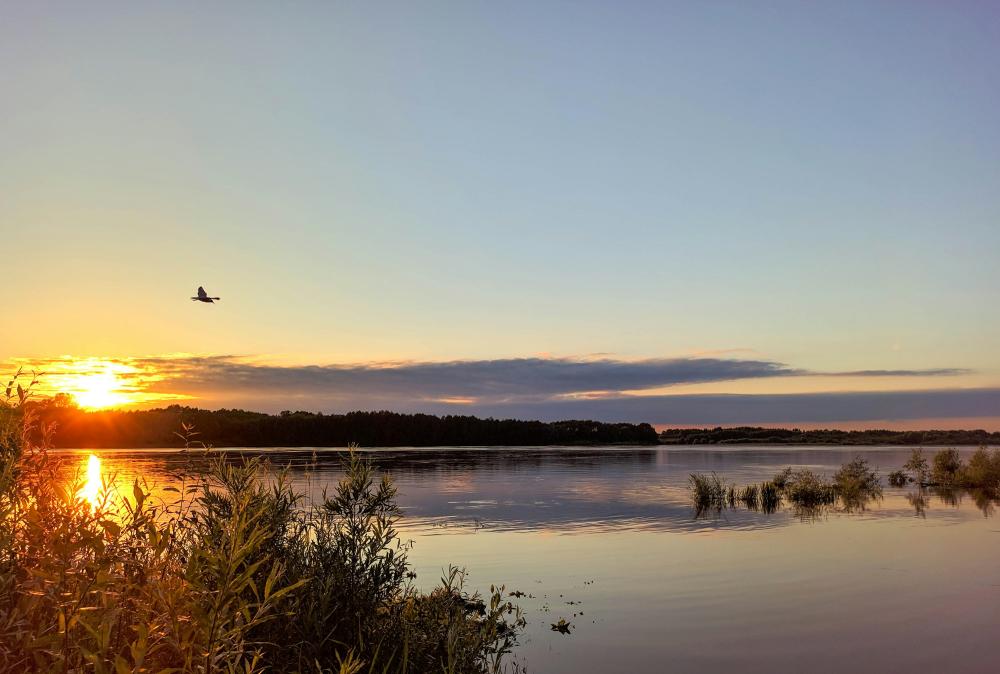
[2,2,999,426]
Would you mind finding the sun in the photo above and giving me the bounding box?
[29,356,193,410]
[70,372,130,410]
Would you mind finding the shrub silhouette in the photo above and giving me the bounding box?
[0,372,524,673]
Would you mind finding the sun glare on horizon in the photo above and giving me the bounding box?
[70,372,130,410]
[26,357,191,410]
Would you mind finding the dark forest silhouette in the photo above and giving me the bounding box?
[32,399,659,448]
[25,397,999,448]
[660,426,1000,446]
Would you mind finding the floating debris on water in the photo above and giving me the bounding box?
[551,618,572,634]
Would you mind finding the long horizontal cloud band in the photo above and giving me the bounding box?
[142,356,801,398]
[433,389,1000,425]
[103,355,988,424]
[138,356,965,402]
[11,355,981,423]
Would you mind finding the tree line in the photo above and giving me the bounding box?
[32,401,660,448]
[659,426,1000,445]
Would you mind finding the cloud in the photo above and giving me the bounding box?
[8,354,981,424]
[132,355,965,404]
[105,355,981,423]
[136,355,804,402]
[442,388,1000,425]
[828,369,970,377]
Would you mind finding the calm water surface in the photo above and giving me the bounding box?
[59,446,1000,674]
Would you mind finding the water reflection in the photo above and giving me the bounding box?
[59,445,998,533]
[906,488,929,518]
[77,453,103,506]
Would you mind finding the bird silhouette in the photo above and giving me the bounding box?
[191,286,221,303]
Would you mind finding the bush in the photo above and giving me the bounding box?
[0,373,524,673]
[903,448,930,485]
[960,447,1000,496]
[832,456,882,506]
[932,449,964,486]
[783,469,836,507]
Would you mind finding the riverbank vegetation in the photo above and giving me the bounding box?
[29,397,658,448]
[1,375,524,673]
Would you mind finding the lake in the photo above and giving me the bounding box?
[57,446,1000,674]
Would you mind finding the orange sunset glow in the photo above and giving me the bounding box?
[12,357,191,410]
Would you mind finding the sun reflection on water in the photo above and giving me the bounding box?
[77,454,103,507]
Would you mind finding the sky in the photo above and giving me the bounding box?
[2,1,999,428]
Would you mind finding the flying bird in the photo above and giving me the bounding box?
[191,286,220,303]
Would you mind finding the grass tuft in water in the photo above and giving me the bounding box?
[689,472,729,512]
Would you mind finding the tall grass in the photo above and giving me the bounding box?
[0,373,524,673]
[688,472,729,513]
[689,449,1000,518]
[689,457,883,515]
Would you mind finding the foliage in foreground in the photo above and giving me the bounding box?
[0,374,523,673]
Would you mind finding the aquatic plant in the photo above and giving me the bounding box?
[960,447,1000,496]
[737,483,760,509]
[888,470,909,487]
[771,467,794,490]
[0,372,524,673]
[688,472,729,511]
[758,481,782,513]
[903,449,930,486]
[832,456,882,508]
[782,469,837,507]
[931,449,964,486]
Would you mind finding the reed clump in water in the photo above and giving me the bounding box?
[688,474,784,515]
[689,472,729,511]
[758,481,782,513]
[781,469,838,507]
[689,457,885,514]
[0,372,524,674]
